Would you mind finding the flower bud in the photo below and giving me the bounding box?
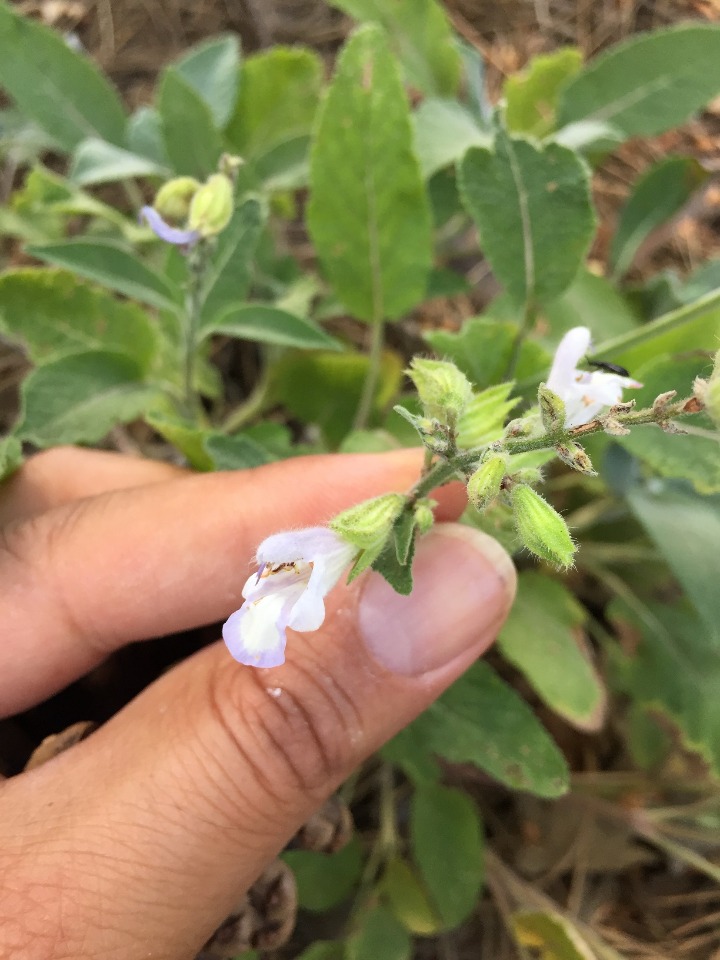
[694,349,720,427]
[330,493,406,550]
[554,441,596,475]
[188,173,234,237]
[413,498,436,535]
[407,358,473,425]
[538,383,566,432]
[510,484,576,570]
[509,466,543,485]
[154,176,200,222]
[467,454,507,510]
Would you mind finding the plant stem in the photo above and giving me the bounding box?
[504,297,536,380]
[222,367,272,433]
[182,241,210,419]
[354,320,385,431]
[407,394,703,502]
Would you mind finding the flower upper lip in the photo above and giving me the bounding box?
[139,205,201,247]
[223,527,356,668]
[547,326,642,428]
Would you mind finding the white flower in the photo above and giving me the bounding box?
[223,527,357,668]
[546,326,642,428]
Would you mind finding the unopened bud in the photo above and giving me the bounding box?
[467,455,507,510]
[510,484,576,570]
[554,441,596,475]
[413,498,436,535]
[407,358,473,425]
[538,383,566,432]
[509,466,543,485]
[188,173,234,237]
[154,176,200,221]
[504,417,534,438]
[694,349,720,426]
[330,493,406,550]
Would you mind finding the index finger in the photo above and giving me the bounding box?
[0,450,466,716]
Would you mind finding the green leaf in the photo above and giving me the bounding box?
[27,239,181,312]
[411,784,484,929]
[498,572,607,731]
[387,662,570,798]
[558,23,720,138]
[0,268,157,371]
[511,911,596,960]
[126,107,168,167]
[393,510,416,565]
[540,268,640,341]
[348,906,411,960]
[371,532,415,595]
[144,411,214,471]
[283,838,363,912]
[610,157,707,278]
[226,47,322,163]
[425,318,551,389]
[618,355,720,495]
[203,432,278,470]
[296,944,344,960]
[69,138,169,186]
[174,34,240,128]
[459,131,595,307]
[457,383,519,448]
[413,98,489,178]
[505,48,583,137]
[381,857,440,935]
[16,351,159,446]
[199,195,265,326]
[0,436,23,482]
[200,304,339,351]
[270,348,404,447]
[609,599,720,777]
[157,68,223,177]
[308,25,432,323]
[339,429,400,453]
[328,0,460,96]
[0,4,126,151]
[626,482,720,644]
[596,290,720,373]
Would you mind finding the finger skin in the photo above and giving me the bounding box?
[0,446,183,524]
[0,526,515,960]
[0,450,465,716]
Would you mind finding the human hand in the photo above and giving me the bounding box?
[0,447,516,960]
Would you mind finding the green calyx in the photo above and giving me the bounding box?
[188,173,234,237]
[467,454,507,510]
[510,484,576,570]
[330,492,407,551]
[537,383,566,432]
[408,357,473,425]
[154,176,201,222]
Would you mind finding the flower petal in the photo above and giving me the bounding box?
[223,594,290,667]
[256,527,350,565]
[547,327,592,393]
[140,206,200,246]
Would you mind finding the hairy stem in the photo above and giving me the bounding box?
[182,241,211,419]
[408,394,703,503]
[354,319,385,431]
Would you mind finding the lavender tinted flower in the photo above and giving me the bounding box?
[546,326,642,428]
[139,205,201,247]
[223,527,357,668]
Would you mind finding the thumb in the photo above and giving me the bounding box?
[2,525,515,960]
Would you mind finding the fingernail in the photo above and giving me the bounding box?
[358,524,516,676]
